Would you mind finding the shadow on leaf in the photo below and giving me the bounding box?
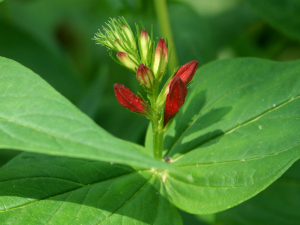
[0,152,180,224]
[164,90,232,158]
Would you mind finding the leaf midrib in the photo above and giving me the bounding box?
[167,78,260,157]
[97,174,155,225]
[173,95,300,162]
[176,142,300,168]
[0,116,143,163]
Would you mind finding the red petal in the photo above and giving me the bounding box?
[163,77,187,127]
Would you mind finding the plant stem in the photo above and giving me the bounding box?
[152,120,164,159]
[150,84,164,159]
[154,0,179,75]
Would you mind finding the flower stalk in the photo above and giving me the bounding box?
[94,17,198,160]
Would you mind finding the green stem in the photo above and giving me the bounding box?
[152,120,164,159]
[154,0,179,75]
[150,83,164,159]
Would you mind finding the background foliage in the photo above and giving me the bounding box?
[0,0,300,224]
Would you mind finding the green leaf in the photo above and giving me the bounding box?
[0,19,85,102]
[157,58,300,214]
[0,56,177,172]
[0,149,21,168]
[216,159,300,225]
[0,152,182,225]
[242,0,300,42]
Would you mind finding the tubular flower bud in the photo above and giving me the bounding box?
[157,60,198,106]
[117,52,138,71]
[140,30,151,64]
[114,84,147,115]
[114,39,126,52]
[105,39,114,49]
[136,64,154,91]
[122,25,137,50]
[163,77,187,127]
[152,38,168,78]
[173,60,198,85]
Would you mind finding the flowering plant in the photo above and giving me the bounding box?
[0,9,300,225]
[95,17,198,159]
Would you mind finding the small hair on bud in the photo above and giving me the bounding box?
[117,52,138,71]
[114,39,126,52]
[122,25,137,50]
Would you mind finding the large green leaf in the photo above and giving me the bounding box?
[0,56,178,172]
[242,0,300,42]
[145,58,300,214]
[0,152,182,225]
[215,159,300,225]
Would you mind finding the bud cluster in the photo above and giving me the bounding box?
[95,17,198,158]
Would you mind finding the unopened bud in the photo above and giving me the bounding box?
[173,60,198,85]
[114,84,147,115]
[114,39,126,52]
[157,60,198,106]
[136,64,154,91]
[163,77,187,127]
[140,30,151,64]
[152,38,168,78]
[122,25,137,50]
[105,39,114,49]
[117,52,138,71]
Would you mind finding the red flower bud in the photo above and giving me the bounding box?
[136,64,154,91]
[173,60,198,85]
[117,52,138,71]
[114,84,147,115]
[157,60,198,106]
[163,77,187,127]
[153,38,168,78]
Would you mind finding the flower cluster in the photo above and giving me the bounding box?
[94,17,198,129]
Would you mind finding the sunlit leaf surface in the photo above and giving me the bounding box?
[146,58,300,214]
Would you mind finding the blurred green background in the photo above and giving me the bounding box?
[0,0,300,224]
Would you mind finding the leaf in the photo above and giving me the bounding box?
[242,0,300,42]
[0,149,21,168]
[0,19,86,102]
[0,57,178,172]
[215,159,300,225]
[0,152,182,225]
[152,58,300,214]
